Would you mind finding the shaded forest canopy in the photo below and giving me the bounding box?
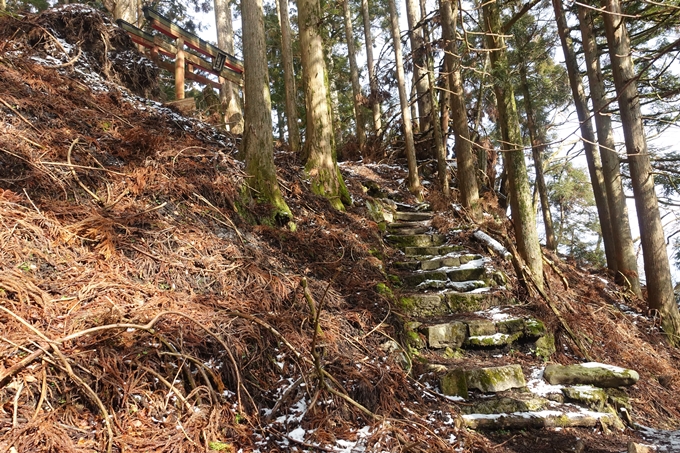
[0,5,679,453]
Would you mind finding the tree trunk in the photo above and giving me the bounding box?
[342,0,367,151]
[577,4,640,295]
[275,0,301,153]
[404,0,431,135]
[298,0,351,210]
[483,0,543,288]
[441,0,479,216]
[518,63,556,250]
[215,0,244,134]
[602,0,680,345]
[388,0,422,197]
[361,0,382,135]
[242,0,292,222]
[552,0,616,272]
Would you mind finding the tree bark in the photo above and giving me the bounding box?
[404,0,431,135]
[483,0,543,288]
[577,4,640,296]
[552,0,616,272]
[361,0,382,135]
[602,0,680,345]
[388,0,422,197]
[215,0,244,134]
[298,0,351,210]
[242,0,292,222]
[518,63,556,250]
[342,0,367,151]
[441,0,479,216]
[275,0,301,153]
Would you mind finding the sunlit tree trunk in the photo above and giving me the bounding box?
[388,0,422,197]
[577,4,640,296]
[361,0,382,135]
[342,0,366,151]
[483,0,543,288]
[215,0,244,134]
[242,0,292,222]
[553,0,615,272]
[404,0,431,135]
[298,0,351,209]
[518,63,556,250]
[275,0,301,153]
[441,0,479,216]
[602,0,680,345]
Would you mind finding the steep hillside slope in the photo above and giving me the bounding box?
[0,6,679,453]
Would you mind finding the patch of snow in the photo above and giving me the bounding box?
[288,427,306,442]
[580,362,627,373]
[527,368,563,396]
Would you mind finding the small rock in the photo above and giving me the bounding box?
[440,368,468,398]
[423,322,467,349]
[628,442,654,453]
[535,333,556,359]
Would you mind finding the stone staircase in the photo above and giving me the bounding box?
[383,202,637,432]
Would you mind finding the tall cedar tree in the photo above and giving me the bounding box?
[342,0,367,151]
[361,0,382,135]
[577,4,640,295]
[552,0,616,272]
[388,0,421,197]
[483,0,543,288]
[405,0,431,135]
[601,0,680,345]
[298,0,351,209]
[275,0,301,153]
[242,0,292,222]
[215,0,244,134]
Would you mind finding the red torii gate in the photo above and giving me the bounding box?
[117,7,243,103]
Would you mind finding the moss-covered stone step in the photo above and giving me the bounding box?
[401,270,449,287]
[412,279,487,291]
[461,395,550,415]
[386,226,430,235]
[446,264,486,282]
[397,253,483,272]
[444,291,517,312]
[385,234,446,248]
[394,211,433,222]
[403,245,465,256]
[417,316,546,349]
[462,408,618,430]
[394,202,431,212]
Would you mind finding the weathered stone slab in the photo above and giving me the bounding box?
[444,291,516,312]
[440,368,468,398]
[446,265,486,282]
[496,318,525,334]
[446,281,487,292]
[387,226,429,235]
[423,322,467,349]
[535,333,556,359]
[562,385,607,411]
[466,364,526,392]
[399,294,447,317]
[461,395,549,415]
[543,363,639,388]
[393,261,421,271]
[394,211,433,222]
[465,332,522,347]
[402,270,448,287]
[524,318,547,337]
[386,234,445,248]
[420,256,462,271]
[403,245,464,256]
[466,319,496,336]
[462,409,617,430]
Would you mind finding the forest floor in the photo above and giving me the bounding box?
[1,6,680,453]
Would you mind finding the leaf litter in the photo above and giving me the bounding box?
[0,6,679,453]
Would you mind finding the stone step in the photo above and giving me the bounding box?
[418,316,546,350]
[394,253,483,272]
[394,211,433,222]
[394,202,431,212]
[403,245,464,256]
[401,264,486,288]
[386,234,446,248]
[408,279,487,292]
[462,408,618,430]
[387,226,430,235]
[388,220,430,230]
[399,290,515,317]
